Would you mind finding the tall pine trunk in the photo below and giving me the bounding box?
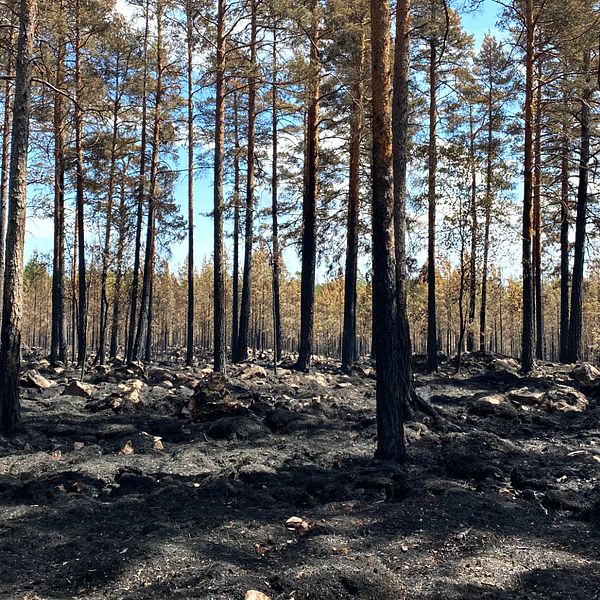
[271,18,282,363]
[341,26,365,373]
[567,49,591,363]
[133,0,163,362]
[185,0,195,366]
[295,0,320,372]
[213,0,227,372]
[533,58,543,359]
[50,21,67,365]
[0,27,14,318]
[74,0,87,367]
[370,0,406,463]
[97,62,120,365]
[559,114,570,362]
[126,0,150,363]
[109,179,127,359]
[426,31,438,373]
[0,0,36,432]
[466,105,477,352]
[234,0,258,363]
[521,0,535,373]
[231,95,240,353]
[479,74,493,352]
[392,0,413,414]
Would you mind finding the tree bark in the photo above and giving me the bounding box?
[50,18,66,366]
[234,0,258,363]
[231,93,240,354]
[295,0,320,372]
[466,105,477,352]
[0,0,36,432]
[133,0,163,362]
[97,58,121,365]
[559,114,570,362]
[74,0,87,367]
[370,0,406,462]
[479,68,493,353]
[341,26,365,373]
[271,17,282,364]
[109,178,127,359]
[185,0,195,366]
[521,0,535,373]
[567,49,591,363]
[213,0,227,372]
[533,57,543,359]
[0,26,15,318]
[126,0,150,363]
[426,31,438,373]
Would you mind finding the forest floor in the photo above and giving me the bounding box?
[0,351,599,600]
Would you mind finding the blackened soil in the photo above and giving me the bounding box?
[1,353,599,599]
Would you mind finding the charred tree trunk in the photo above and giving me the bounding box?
[341,27,365,373]
[567,49,592,363]
[97,62,121,365]
[213,0,227,372]
[271,18,282,364]
[426,33,438,373]
[370,0,406,462]
[234,0,258,363]
[559,117,570,362]
[109,179,127,359]
[392,0,414,414]
[133,0,163,362]
[533,58,543,360]
[74,0,87,367]
[231,94,240,353]
[0,0,36,432]
[479,76,493,353]
[466,105,477,352]
[185,0,195,366]
[0,27,14,318]
[521,0,535,373]
[126,0,149,363]
[294,0,320,372]
[50,20,67,365]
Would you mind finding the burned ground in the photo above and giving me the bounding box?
[1,352,599,599]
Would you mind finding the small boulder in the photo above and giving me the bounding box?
[181,373,244,421]
[20,369,55,390]
[570,363,600,382]
[62,380,94,398]
[508,387,545,406]
[238,364,268,380]
[543,385,588,413]
[489,357,521,374]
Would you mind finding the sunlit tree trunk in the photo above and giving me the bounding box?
[0,0,36,431]
[370,0,406,462]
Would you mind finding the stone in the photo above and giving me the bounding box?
[181,373,243,421]
[489,357,521,374]
[245,592,271,600]
[239,364,268,380]
[543,385,588,413]
[62,380,94,398]
[20,370,55,390]
[508,387,545,406]
[570,363,600,382]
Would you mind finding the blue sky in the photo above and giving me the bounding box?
[24,0,503,277]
